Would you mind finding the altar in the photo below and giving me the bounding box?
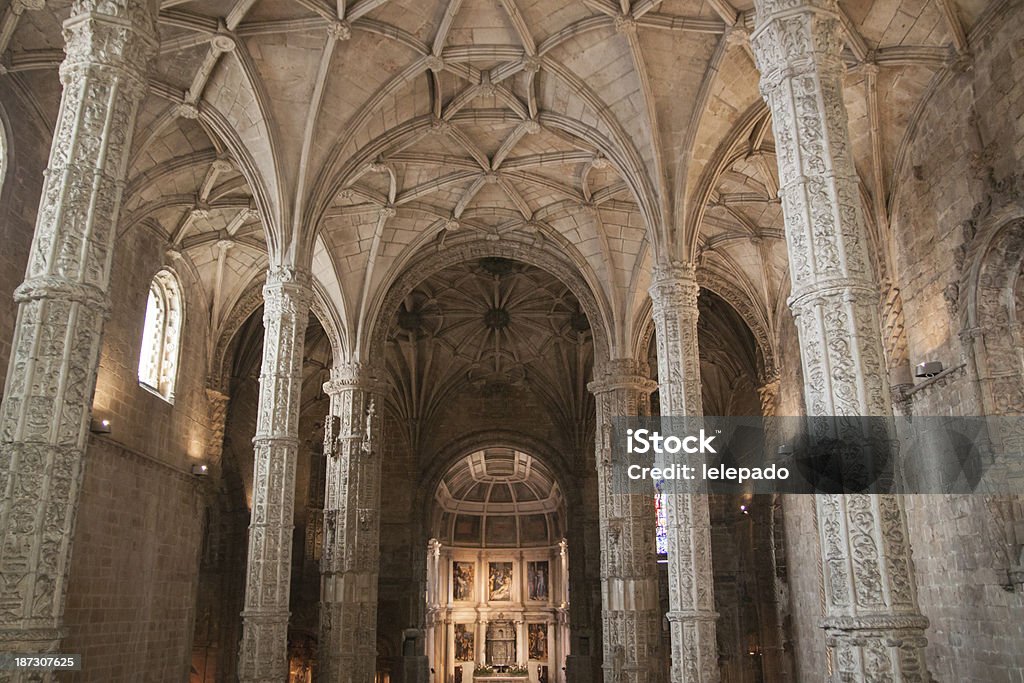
[471,677,529,683]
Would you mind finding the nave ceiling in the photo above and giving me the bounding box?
[0,0,999,367]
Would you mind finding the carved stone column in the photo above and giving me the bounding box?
[648,263,719,683]
[588,360,662,683]
[0,0,156,660]
[750,1,931,679]
[318,362,388,683]
[238,267,313,682]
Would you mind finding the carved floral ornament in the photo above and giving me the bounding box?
[945,170,1024,323]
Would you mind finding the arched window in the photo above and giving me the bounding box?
[138,269,183,401]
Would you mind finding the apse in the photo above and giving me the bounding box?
[425,448,569,681]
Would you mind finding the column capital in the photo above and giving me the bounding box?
[60,0,158,93]
[649,261,699,296]
[588,359,656,395]
[323,362,389,396]
[264,265,311,293]
[750,0,845,92]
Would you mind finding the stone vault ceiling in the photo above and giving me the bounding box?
[0,0,1001,363]
[385,258,593,450]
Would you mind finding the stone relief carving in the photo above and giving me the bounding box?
[587,360,663,683]
[648,263,719,683]
[0,0,156,660]
[751,0,932,679]
[237,267,313,682]
[318,362,389,682]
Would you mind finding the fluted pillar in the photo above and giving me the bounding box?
[648,264,719,683]
[0,0,156,662]
[588,359,662,683]
[238,267,313,682]
[318,362,388,683]
[750,1,931,679]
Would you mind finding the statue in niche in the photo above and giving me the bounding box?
[486,615,516,667]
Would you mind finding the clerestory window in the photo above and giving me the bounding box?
[138,269,183,401]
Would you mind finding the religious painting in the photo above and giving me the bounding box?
[488,561,513,600]
[454,623,474,661]
[528,623,548,660]
[453,561,474,601]
[527,560,549,601]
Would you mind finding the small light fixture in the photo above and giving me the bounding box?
[740,504,749,515]
[89,418,111,434]
[191,463,210,476]
[777,444,793,456]
[915,361,944,378]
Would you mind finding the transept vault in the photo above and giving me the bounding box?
[0,0,1022,681]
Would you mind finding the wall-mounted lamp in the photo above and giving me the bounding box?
[89,418,111,434]
[915,361,944,378]
[740,504,750,515]
[191,463,210,476]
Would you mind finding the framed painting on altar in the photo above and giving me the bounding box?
[453,561,474,601]
[488,561,513,600]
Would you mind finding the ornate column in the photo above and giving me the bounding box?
[238,267,313,682]
[648,264,719,683]
[750,1,931,679]
[0,0,156,659]
[587,360,662,683]
[318,362,388,682]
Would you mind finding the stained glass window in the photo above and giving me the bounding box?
[655,481,668,555]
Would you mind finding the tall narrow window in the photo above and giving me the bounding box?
[138,269,182,401]
[655,483,668,556]
[0,118,7,192]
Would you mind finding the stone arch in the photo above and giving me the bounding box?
[631,271,778,384]
[366,235,614,365]
[964,215,1024,416]
[209,276,345,392]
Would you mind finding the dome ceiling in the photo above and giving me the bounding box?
[433,447,565,547]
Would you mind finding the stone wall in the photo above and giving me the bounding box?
[0,84,222,676]
[63,437,204,682]
[90,223,215,468]
[887,1,1024,678]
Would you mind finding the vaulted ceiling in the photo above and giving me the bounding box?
[0,0,999,366]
